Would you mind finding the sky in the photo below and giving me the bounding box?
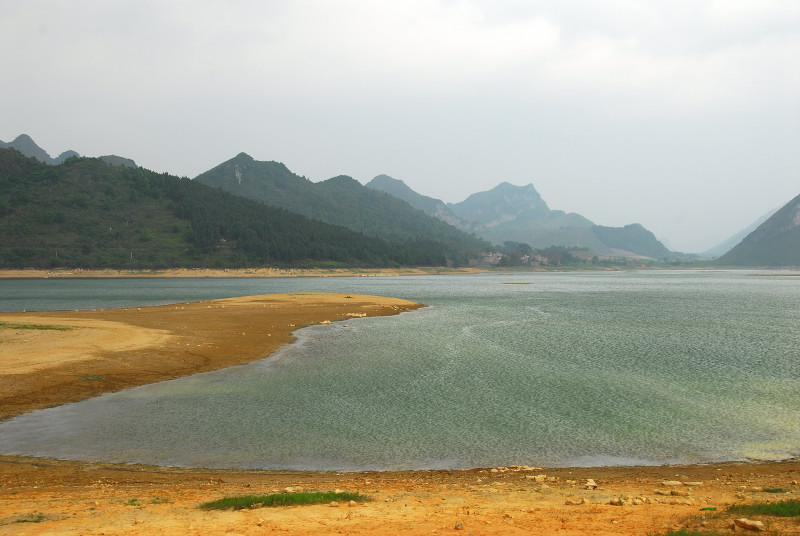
[2,1,799,253]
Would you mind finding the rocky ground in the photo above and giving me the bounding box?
[1,456,798,535]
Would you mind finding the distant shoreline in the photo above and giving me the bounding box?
[0,267,488,279]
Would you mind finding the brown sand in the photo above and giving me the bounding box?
[0,292,797,535]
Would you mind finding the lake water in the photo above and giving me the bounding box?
[1,271,799,470]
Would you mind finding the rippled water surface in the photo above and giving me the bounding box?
[1,271,798,470]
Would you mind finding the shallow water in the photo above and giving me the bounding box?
[0,271,798,470]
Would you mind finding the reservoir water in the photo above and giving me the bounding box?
[0,270,798,470]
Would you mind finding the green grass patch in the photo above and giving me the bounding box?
[727,498,800,517]
[762,487,791,494]
[0,321,74,331]
[199,491,368,510]
[80,375,106,381]
[13,511,48,523]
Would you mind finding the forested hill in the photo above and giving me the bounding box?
[194,153,489,254]
[717,192,800,267]
[0,148,465,269]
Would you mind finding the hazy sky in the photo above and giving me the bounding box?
[3,1,798,252]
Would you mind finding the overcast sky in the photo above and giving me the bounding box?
[3,1,798,252]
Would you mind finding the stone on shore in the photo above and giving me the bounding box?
[733,518,766,531]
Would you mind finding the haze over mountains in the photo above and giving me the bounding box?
[2,134,799,267]
[701,208,778,259]
[196,154,674,260]
[0,134,137,169]
[717,193,800,267]
[367,175,671,260]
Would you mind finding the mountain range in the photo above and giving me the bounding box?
[193,154,675,260]
[193,153,486,258]
[366,175,671,260]
[3,134,798,267]
[0,148,464,269]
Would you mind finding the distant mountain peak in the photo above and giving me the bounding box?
[0,134,55,164]
[449,182,549,227]
[324,174,359,184]
[0,134,136,168]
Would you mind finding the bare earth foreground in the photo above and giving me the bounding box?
[0,289,798,535]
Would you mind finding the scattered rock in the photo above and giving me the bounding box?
[348,500,358,507]
[509,464,541,472]
[662,480,683,486]
[734,518,766,531]
[329,501,339,507]
[584,479,598,490]
[565,498,584,505]
[683,481,703,486]
[454,521,464,530]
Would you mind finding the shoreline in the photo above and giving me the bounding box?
[0,266,489,279]
[0,292,423,421]
[1,292,798,534]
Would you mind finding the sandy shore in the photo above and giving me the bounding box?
[0,292,798,535]
[0,292,423,420]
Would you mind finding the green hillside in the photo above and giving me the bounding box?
[0,149,455,269]
[194,153,488,263]
[717,192,800,267]
[366,174,466,227]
